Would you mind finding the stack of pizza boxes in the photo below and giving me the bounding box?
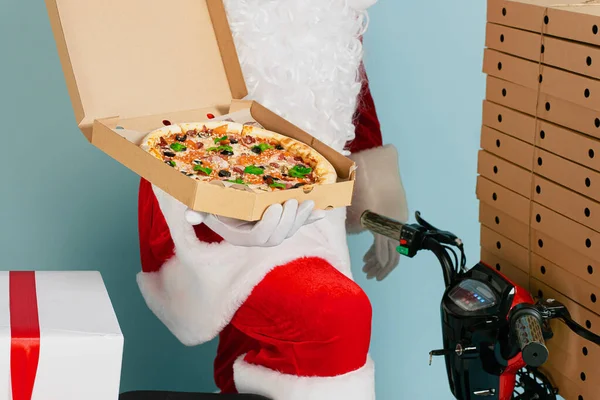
[479,0,600,397]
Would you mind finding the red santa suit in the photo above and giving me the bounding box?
[136,0,408,398]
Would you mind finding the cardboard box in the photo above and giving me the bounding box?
[478,146,600,230]
[480,248,530,289]
[479,193,600,289]
[477,172,600,263]
[482,101,535,144]
[45,0,355,221]
[544,345,600,396]
[477,150,532,198]
[532,280,600,398]
[532,279,600,334]
[532,202,600,264]
[531,253,600,314]
[482,101,600,174]
[0,271,123,399]
[533,230,600,290]
[480,126,600,204]
[483,48,600,110]
[480,225,530,271]
[486,75,600,140]
[486,22,600,81]
[479,201,529,249]
[541,364,596,400]
[487,0,600,47]
[476,175,530,224]
[549,317,599,365]
[481,125,534,168]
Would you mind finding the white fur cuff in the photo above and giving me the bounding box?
[346,144,408,234]
[234,355,376,400]
[347,0,378,10]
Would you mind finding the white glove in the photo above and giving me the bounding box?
[185,199,326,247]
[348,144,408,281]
[362,235,401,281]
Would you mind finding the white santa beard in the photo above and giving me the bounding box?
[223,0,368,153]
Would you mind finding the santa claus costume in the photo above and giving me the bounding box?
[136,0,408,399]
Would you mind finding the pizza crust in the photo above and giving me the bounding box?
[139,121,338,191]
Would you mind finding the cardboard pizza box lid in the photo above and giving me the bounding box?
[45,0,246,139]
[488,0,600,46]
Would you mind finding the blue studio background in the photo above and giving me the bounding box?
[0,1,485,399]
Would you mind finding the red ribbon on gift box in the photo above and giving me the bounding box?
[9,271,40,400]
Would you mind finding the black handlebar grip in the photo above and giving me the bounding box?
[514,313,549,367]
[360,211,403,241]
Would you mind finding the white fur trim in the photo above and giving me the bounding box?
[346,145,408,234]
[234,355,375,400]
[223,0,369,153]
[347,0,378,10]
[136,186,353,345]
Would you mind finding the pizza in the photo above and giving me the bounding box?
[140,121,337,192]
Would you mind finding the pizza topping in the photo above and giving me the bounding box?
[159,137,168,147]
[165,160,176,167]
[170,142,187,152]
[196,142,204,149]
[207,145,233,153]
[207,156,229,170]
[230,138,239,144]
[228,178,245,184]
[220,149,234,156]
[176,134,187,142]
[251,143,273,154]
[218,170,232,178]
[289,165,312,178]
[294,156,303,162]
[244,165,264,175]
[293,183,306,189]
[270,182,286,189]
[233,166,244,174]
[163,151,176,157]
[214,135,228,144]
[243,135,256,145]
[194,165,213,176]
[270,163,280,168]
[275,144,284,150]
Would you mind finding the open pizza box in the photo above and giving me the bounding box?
[44,0,356,221]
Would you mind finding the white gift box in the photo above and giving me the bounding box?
[0,271,123,400]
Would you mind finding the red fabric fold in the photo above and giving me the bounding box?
[9,271,41,400]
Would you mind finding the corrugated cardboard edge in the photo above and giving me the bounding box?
[206,0,247,100]
[44,0,88,140]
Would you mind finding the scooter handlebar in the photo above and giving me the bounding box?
[513,311,549,367]
[360,210,403,241]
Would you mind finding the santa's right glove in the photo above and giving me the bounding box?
[185,199,326,247]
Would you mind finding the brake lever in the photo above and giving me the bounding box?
[537,299,600,346]
[415,211,460,246]
[415,211,438,231]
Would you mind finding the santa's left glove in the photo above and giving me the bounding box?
[184,199,326,247]
[347,144,409,281]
